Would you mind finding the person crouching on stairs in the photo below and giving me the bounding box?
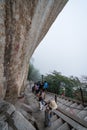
[44,100,57,127]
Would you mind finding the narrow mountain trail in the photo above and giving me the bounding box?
[17,85,87,130]
[24,86,52,130]
[32,101,53,130]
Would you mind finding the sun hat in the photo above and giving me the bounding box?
[49,100,57,110]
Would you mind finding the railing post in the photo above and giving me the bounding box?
[80,87,84,106]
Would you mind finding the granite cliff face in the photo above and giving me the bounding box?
[0,0,68,103]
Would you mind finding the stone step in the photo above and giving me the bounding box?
[57,102,63,107]
[45,117,63,130]
[51,114,58,122]
[65,103,78,114]
[58,101,73,110]
[61,104,67,109]
[51,118,63,130]
[59,100,69,109]
[73,104,84,114]
[56,122,70,130]
[70,103,78,108]
[62,99,68,103]
[77,107,87,120]
[58,100,73,110]
[66,101,73,106]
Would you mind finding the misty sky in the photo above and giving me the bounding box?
[32,0,87,78]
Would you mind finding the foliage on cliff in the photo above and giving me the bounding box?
[27,62,41,82]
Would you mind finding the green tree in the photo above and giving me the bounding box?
[44,70,81,98]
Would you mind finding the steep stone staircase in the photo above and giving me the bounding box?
[57,96,87,122]
[45,93,87,130]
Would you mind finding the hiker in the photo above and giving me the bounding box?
[32,83,36,93]
[35,83,39,95]
[44,100,57,127]
[43,81,48,91]
[38,89,46,110]
[39,82,44,90]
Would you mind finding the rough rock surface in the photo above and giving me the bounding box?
[0,0,68,103]
[0,84,57,130]
[0,100,36,130]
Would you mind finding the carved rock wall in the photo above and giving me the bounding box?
[0,0,68,103]
[0,0,6,99]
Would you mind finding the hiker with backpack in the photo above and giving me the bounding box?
[44,99,57,127]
